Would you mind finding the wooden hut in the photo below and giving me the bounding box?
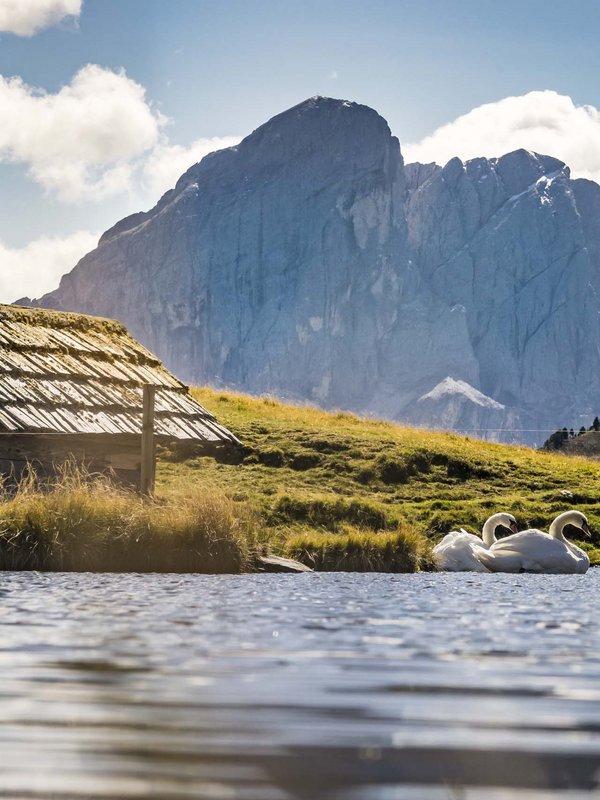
[0,304,241,488]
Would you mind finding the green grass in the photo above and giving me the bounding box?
[157,387,600,568]
[3,388,600,572]
[285,523,434,572]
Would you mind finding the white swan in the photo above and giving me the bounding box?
[477,510,591,574]
[433,512,518,572]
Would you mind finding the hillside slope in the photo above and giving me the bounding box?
[561,431,600,460]
[156,388,600,567]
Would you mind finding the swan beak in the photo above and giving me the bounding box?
[582,521,592,539]
[510,520,518,534]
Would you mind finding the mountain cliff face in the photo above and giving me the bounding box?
[33,97,600,444]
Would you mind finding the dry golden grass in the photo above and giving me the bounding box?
[0,464,257,573]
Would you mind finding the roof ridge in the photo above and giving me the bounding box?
[1,305,128,335]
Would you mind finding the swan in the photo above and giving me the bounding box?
[433,512,518,572]
[477,510,591,574]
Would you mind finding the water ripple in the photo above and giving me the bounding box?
[0,571,598,798]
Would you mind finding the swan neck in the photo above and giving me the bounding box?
[481,518,497,546]
[549,518,567,541]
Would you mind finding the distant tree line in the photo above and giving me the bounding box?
[542,416,600,451]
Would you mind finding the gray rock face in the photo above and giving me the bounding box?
[34,97,600,444]
[405,152,600,440]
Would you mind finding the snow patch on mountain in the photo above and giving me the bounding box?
[418,378,504,410]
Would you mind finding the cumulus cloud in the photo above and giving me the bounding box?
[403,90,600,182]
[0,0,81,36]
[0,63,240,203]
[142,136,241,199]
[0,64,165,201]
[0,61,240,299]
[0,230,98,303]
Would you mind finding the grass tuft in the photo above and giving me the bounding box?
[285,523,432,572]
[0,465,257,573]
[272,494,392,531]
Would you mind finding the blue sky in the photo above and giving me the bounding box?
[2,0,600,300]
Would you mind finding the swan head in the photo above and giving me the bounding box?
[490,512,518,533]
[507,514,518,534]
[482,512,518,545]
[550,510,592,539]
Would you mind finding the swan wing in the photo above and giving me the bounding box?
[434,529,481,548]
[477,530,587,574]
[564,543,590,574]
[433,530,489,572]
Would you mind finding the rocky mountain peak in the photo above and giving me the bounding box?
[32,98,600,444]
[245,96,393,149]
[494,148,567,196]
[100,96,400,248]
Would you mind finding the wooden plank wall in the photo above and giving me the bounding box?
[0,433,143,490]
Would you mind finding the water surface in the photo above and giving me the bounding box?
[0,571,599,799]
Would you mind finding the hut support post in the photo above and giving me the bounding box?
[141,384,156,496]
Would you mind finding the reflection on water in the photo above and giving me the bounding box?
[0,571,599,799]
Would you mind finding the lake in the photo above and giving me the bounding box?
[0,571,599,799]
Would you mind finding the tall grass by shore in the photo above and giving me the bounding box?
[285,523,434,572]
[0,467,257,573]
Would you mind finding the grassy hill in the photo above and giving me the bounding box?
[155,388,600,569]
[1,387,598,573]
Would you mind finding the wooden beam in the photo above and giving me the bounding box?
[140,384,156,496]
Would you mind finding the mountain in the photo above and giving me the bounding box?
[30,97,600,445]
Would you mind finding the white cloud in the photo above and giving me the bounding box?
[0,61,242,301]
[327,70,338,80]
[0,132,240,302]
[0,0,81,36]
[0,63,240,204]
[0,64,165,201]
[0,230,98,302]
[403,90,600,183]
[142,136,241,199]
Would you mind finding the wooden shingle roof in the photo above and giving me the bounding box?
[0,305,240,446]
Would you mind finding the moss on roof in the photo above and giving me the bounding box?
[1,305,127,336]
[0,304,241,444]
